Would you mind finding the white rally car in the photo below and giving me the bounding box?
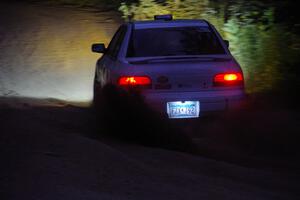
[92,15,246,119]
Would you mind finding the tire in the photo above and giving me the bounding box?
[92,78,103,109]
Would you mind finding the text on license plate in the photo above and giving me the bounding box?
[167,101,200,119]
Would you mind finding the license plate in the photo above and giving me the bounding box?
[167,101,200,119]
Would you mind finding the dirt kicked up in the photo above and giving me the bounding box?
[0,1,120,101]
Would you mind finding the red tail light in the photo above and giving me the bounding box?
[213,73,243,86]
[118,76,152,87]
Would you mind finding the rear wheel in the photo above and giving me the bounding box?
[92,78,104,109]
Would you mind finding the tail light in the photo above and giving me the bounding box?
[213,73,243,86]
[118,76,152,88]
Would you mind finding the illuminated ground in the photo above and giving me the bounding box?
[0,1,120,101]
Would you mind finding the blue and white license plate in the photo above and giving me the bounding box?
[167,101,200,119]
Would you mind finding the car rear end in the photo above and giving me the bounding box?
[114,18,246,119]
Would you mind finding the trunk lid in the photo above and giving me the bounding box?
[122,56,237,92]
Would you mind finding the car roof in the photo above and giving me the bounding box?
[128,19,209,29]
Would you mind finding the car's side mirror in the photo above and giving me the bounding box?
[91,43,106,53]
[223,40,229,48]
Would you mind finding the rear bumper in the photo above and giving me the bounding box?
[142,89,246,117]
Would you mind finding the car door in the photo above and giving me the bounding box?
[96,25,127,88]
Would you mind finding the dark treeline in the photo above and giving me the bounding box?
[11,0,299,27]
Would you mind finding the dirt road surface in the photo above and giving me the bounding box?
[1,100,299,200]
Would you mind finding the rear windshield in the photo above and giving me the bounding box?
[126,26,225,57]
